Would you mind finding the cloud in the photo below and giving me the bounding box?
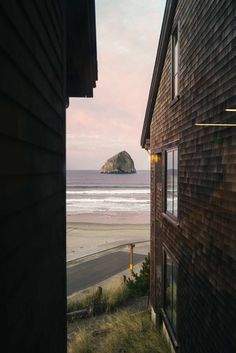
[66,0,165,170]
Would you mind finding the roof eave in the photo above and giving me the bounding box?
[66,0,98,98]
[141,0,178,148]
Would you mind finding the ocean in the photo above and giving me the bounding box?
[66,170,150,224]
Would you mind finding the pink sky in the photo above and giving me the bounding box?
[66,0,165,170]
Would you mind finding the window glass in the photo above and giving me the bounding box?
[166,148,178,217]
[166,150,173,214]
[172,27,179,98]
[165,252,173,321]
[164,251,178,332]
[174,31,178,75]
[174,75,178,97]
[172,264,178,329]
[173,149,178,217]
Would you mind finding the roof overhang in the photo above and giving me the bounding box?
[66,0,98,98]
[141,0,178,148]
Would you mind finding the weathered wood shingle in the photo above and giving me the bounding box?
[0,2,66,352]
[147,0,236,352]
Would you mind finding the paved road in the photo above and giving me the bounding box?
[67,250,145,296]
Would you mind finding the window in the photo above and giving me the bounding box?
[163,250,177,331]
[166,148,178,217]
[172,26,179,99]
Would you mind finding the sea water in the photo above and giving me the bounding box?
[66,170,150,223]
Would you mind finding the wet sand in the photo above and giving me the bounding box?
[67,222,150,261]
[67,211,149,225]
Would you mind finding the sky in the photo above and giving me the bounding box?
[66,0,166,170]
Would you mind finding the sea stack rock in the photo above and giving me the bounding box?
[100,151,136,174]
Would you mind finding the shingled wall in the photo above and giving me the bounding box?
[150,0,236,352]
[0,1,66,352]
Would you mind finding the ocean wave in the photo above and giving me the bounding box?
[67,185,149,189]
[67,204,150,213]
[67,189,150,195]
[67,198,150,204]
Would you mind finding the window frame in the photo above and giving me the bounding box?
[161,247,179,347]
[171,24,179,101]
[164,146,178,219]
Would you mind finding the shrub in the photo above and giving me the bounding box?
[126,255,150,297]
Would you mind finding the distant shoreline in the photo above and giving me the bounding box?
[66,169,150,172]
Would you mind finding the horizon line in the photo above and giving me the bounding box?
[66,169,150,171]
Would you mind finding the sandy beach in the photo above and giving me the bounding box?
[67,211,149,225]
[67,221,150,261]
[66,170,150,292]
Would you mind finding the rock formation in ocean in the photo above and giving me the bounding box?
[100,151,136,174]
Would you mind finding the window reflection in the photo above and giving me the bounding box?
[166,148,178,217]
[164,251,177,331]
[166,150,173,214]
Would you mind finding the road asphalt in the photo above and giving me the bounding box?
[67,249,146,296]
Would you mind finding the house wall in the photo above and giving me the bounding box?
[0,2,66,352]
[150,0,236,352]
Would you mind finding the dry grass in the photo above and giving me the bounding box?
[68,259,169,353]
[68,256,150,315]
[68,329,93,353]
[67,282,131,314]
[68,309,171,353]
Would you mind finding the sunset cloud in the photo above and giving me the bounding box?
[66,0,165,170]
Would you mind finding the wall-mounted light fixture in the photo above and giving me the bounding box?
[144,140,162,163]
[195,108,236,127]
[149,147,162,164]
[195,123,236,126]
[150,154,161,163]
[225,108,236,112]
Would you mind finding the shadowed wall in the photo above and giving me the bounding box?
[0,1,65,352]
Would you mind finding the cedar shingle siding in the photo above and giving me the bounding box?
[0,1,97,352]
[146,1,236,352]
[0,2,66,352]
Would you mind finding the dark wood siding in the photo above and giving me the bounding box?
[150,0,236,352]
[0,1,66,352]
